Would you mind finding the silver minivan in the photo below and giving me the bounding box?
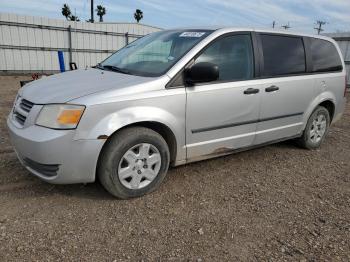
[7,27,347,198]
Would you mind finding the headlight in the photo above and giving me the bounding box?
[36,104,85,129]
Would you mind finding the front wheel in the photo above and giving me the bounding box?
[297,106,330,149]
[98,127,170,199]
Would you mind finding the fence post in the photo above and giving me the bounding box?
[68,25,73,64]
[58,51,65,72]
[125,32,129,46]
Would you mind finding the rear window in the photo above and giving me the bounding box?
[260,34,306,77]
[309,38,343,73]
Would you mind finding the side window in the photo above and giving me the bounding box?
[260,34,306,77]
[309,38,343,72]
[194,34,254,81]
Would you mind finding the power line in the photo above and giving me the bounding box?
[314,20,327,34]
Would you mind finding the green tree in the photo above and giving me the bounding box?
[134,9,143,23]
[61,4,71,20]
[70,15,80,22]
[96,5,107,22]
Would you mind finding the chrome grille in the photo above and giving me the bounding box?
[12,97,34,127]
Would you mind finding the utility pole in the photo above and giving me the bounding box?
[281,22,290,30]
[314,20,326,34]
[272,21,276,29]
[90,0,94,23]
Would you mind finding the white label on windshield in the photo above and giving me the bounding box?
[179,32,206,38]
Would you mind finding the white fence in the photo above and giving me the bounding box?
[325,32,350,86]
[0,13,161,74]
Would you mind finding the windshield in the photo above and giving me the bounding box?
[100,30,213,77]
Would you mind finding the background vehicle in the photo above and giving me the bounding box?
[7,27,346,198]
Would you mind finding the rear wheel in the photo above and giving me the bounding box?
[98,127,170,199]
[297,106,330,149]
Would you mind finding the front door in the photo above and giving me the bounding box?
[185,33,262,161]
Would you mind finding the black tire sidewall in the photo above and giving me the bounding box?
[99,128,170,199]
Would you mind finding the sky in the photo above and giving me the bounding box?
[1,0,350,33]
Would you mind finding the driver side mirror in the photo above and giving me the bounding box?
[185,62,219,85]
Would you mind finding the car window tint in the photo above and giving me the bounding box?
[195,34,254,81]
[260,34,306,77]
[310,38,343,72]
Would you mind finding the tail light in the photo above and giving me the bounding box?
[345,75,348,97]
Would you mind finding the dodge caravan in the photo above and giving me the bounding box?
[7,27,347,198]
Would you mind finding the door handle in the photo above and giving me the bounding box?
[265,85,279,92]
[244,88,259,95]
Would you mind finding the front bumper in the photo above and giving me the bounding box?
[7,117,105,184]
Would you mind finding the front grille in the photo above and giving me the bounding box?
[23,158,59,177]
[14,113,26,125]
[19,99,34,113]
[12,97,34,127]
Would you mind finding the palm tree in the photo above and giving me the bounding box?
[134,9,143,23]
[70,15,80,22]
[96,5,106,22]
[61,4,71,20]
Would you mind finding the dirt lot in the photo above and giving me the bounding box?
[0,75,349,261]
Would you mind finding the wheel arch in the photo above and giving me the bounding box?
[119,121,177,166]
[97,121,178,169]
[318,100,335,122]
[302,91,337,130]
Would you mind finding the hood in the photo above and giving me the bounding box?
[20,68,155,104]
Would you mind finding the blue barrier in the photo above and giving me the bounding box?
[57,51,65,72]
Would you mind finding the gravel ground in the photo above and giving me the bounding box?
[0,75,349,261]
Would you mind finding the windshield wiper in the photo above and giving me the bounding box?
[102,65,131,74]
[94,63,104,70]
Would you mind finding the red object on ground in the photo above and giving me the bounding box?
[32,73,39,80]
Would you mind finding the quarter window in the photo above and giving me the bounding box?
[194,34,254,81]
[260,34,306,77]
[309,38,343,72]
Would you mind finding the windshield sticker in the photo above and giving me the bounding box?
[179,32,206,38]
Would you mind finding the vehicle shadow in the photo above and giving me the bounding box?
[269,139,300,149]
[2,175,116,201]
[45,182,117,200]
[4,138,301,200]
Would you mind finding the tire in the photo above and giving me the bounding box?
[98,127,170,199]
[297,106,330,149]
